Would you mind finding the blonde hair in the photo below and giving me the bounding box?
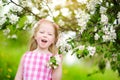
[29,19,59,55]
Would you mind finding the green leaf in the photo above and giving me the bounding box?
[76,50,83,54]
[18,16,27,28]
[110,61,117,71]
[83,49,89,56]
[117,54,120,61]
[98,59,106,73]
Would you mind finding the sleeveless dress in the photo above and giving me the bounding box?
[22,51,52,80]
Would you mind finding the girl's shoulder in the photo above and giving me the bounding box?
[25,51,33,54]
[19,51,35,63]
[23,51,34,57]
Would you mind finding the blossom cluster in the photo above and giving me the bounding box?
[0,1,36,39]
[94,24,117,42]
[86,0,102,14]
[94,24,116,42]
[75,45,96,57]
[56,31,96,57]
[117,12,120,24]
[46,55,61,69]
[74,9,90,34]
[102,24,116,42]
[56,31,76,54]
[93,5,117,42]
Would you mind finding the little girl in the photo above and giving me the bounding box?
[15,19,62,80]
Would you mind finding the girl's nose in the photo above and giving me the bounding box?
[43,33,47,37]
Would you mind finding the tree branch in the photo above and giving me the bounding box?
[10,0,41,19]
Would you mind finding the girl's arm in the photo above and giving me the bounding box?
[52,54,62,80]
[14,54,25,80]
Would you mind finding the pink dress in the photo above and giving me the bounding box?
[22,51,52,80]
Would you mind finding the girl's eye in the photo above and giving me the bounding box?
[48,33,53,36]
[40,31,44,33]
[48,34,52,35]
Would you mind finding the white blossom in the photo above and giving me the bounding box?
[67,31,76,38]
[109,25,116,41]
[60,8,71,17]
[53,10,60,17]
[102,35,110,42]
[102,25,108,32]
[74,9,90,34]
[117,12,120,18]
[21,1,29,7]
[40,1,48,9]
[56,31,76,54]
[40,1,55,16]
[46,62,51,69]
[56,32,70,47]
[106,2,109,7]
[7,34,17,39]
[101,14,108,25]
[77,45,85,50]
[10,3,22,12]
[100,6,107,14]
[9,14,19,24]
[86,0,102,14]
[117,12,120,24]
[79,25,87,34]
[0,1,3,8]
[54,55,61,64]
[110,3,114,7]
[87,46,96,56]
[53,65,57,69]
[51,0,66,6]
[47,55,61,69]
[11,34,17,39]
[94,33,100,40]
[58,19,65,26]
[77,0,87,4]
[102,24,116,42]
[113,19,117,24]
[3,28,10,35]
[86,1,96,13]
[16,25,19,29]
[32,7,40,15]
[23,25,27,30]
[26,16,35,24]
[0,16,7,25]
[45,16,54,22]
[94,27,97,32]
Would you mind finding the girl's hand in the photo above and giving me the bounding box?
[52,58,62,80]
[47,54,62,69]
[46,54,62,80]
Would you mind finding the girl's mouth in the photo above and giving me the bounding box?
[41,39,47,43]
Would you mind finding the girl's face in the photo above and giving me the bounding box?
[35,22,55,50]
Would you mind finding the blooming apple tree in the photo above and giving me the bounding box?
[0,0,120,76]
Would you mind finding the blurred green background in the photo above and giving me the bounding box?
[0,30,120,80]
[0,0,120,79]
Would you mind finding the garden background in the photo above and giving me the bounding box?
[0,0,120,80]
